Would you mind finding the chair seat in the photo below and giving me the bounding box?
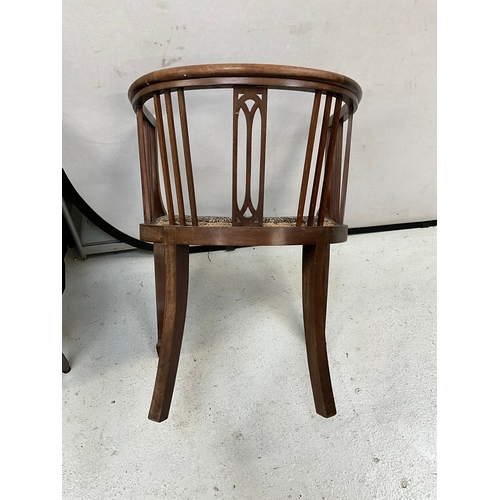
[141,218,348,246]
[153,215,338,227]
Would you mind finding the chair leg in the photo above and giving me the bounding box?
[302,240,336,418]
[62,353,71,373]
[149,242,189,422]
[153,244,166,356]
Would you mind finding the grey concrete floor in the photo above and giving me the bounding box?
[62,227,436,499]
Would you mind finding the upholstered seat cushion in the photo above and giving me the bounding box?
[153,215,338,227]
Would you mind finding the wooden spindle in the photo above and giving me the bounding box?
[297,90,322,226]
[153,94,176,225]
[307,93,332,226]
[136,106,153,223]
[317,96,342,226]
[146,117,165,220]
[257,88,268,226]
[338,109,354,224]
[331,120,343,220]
[323,118,343,221]
[164,90,186,225]
[177,89,198,226]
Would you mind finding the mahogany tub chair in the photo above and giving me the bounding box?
[128,64,362,422]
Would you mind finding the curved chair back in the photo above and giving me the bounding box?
[128,64,362,229]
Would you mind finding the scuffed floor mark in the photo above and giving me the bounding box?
[289,22,313,35]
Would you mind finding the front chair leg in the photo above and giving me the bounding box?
[149,242,189,422]
[153,244,166,355]
[302,240,336,418]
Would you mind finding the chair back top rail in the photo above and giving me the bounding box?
[129,63,362,111]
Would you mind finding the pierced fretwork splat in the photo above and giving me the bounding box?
[232,87,268,226]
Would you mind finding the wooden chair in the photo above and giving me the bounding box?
[128,64,362,422]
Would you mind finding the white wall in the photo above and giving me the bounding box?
[63,0,436,239]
